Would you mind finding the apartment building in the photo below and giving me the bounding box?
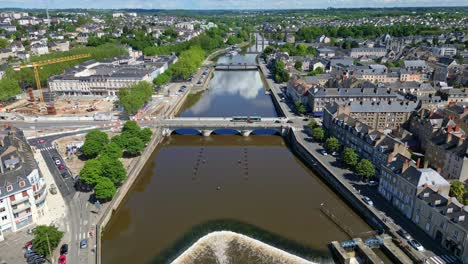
[0,127,47,241]
[323,107,411,171]
[326,101,417,131]
[30,44,49,55]
[308,87,398,117]
[350,48,387,58]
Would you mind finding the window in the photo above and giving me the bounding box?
[13,213,18,218]
[9,195,15,202]
[19,181,25,188]
[6,185,13,192]
[0,207,4,213]
[22,191,27,198]
[1,216,6,221]
[415,215,420,223]
[425,223,431,231]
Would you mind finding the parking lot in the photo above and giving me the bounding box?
[0,229,34,264]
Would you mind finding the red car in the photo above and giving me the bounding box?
[38,139,46,144]
[58,165,65,170]
[24,240,32,249]
[59,254,66,264]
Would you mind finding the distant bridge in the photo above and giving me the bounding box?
[214,63,260,71]
[155,117,289,137]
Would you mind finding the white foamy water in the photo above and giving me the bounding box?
[171,231,316,264]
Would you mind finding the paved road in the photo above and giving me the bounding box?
[28,131,97,264]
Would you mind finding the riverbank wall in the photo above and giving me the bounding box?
[95,127,163,264]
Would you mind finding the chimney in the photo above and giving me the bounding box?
[402,159,410,173]
[455,124,461,132]
[447,125,453,133]
[416,158,421,168]
[387,153,394,164]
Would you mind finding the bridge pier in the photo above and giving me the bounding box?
[162,128,172,137]
[202,130,212,137]
[241,130,252,137]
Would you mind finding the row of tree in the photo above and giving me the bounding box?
[117,81,154,115]
[295,24,444,42]
[80,121,152,200]
[270,60,290,83]
[309,120,376,180]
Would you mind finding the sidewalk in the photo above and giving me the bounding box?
[34,150,70,236]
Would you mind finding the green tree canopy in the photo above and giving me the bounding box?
[294,60,303,71]
[356,159,376,181]
[325,137,341,152]
[80,159,102,186]
[312,127,325,142]
[139,128,153,144]
[450,180,466,204]
[307,119,318,130]
[32,225,64,257]
[99,155,127,185]
[0,78,21,102]
[111,134,127,149]
[101,142,123,160]
[118,81,153,115]
[122,120,141,135]
[126,137,145,156]
[295,101,306,115]
[95,177,117,200]
[342,147,359,168]
[81,130,109,159]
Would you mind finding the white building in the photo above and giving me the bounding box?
[30,44,49,55]
[0,128,47,241]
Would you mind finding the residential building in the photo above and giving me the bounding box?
[0,127,47,241]
[49,41,69,52]
[350,48,386,58]
[323,108,411,171]
[433,46,458,57]
[379,156,450,219]
[30,44,49,55]
[286,76,314,106]
[308,87,398,117]
[326,101,418,131]
[77,33,89,44]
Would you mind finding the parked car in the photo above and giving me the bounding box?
[55,159,61,165]
[409,239,425,251]
[363,196,374,206]
[38,139,45,144]
[49,184,57,195]
[320,150,328,156]
[27,227,36,234]
[61,172,70,178]
[80,239,88,249]
[58,165,65,170]
[59,255,67,264]
[60,244,68,255]
[24,240,33,249]
[397,229,412,240]
[368,181,379,187]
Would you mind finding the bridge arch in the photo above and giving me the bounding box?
[171,128,202,136]
[211,128,241,136]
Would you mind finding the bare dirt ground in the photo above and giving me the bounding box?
[53,98,115,117]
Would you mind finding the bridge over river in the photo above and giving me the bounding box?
[214,63,260,71]
[155,117,290,137]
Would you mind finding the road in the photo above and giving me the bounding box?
[28,131,96,264]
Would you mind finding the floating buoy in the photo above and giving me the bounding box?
[216,186,221,190]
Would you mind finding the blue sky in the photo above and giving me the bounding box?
[0,0,466,9]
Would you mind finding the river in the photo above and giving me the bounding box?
[102,50,373,264]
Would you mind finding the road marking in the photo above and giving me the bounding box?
[83,220,88,226]
[430,256,444,264]
[441,255,458,263]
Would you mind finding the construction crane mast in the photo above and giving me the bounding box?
[14,54,92,103]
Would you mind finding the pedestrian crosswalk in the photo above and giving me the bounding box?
[39,146,55,151]
[428,255,459,264]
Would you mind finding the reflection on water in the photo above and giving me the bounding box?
[180,53,276,117]
[102,136,371,264]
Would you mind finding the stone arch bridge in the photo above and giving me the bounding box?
[155,117,289,137]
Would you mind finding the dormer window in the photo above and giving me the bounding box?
[423,192,429,197]
[447,208,453,214]
[19,181,25,188]
[435,200,441,205]
[459,215,465,222]
[6,185,13,192]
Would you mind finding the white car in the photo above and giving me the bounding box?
[363,196,373,206]
[321,150,328,156]
[409,239,425,251]
[368,181,378,186]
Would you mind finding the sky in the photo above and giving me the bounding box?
[0,0,466,9]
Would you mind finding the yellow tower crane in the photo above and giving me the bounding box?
[14,54,92,103]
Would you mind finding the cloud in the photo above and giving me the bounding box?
[0,0,466,9]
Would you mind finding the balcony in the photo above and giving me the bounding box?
[35,189,47,205]
[10,196,29,206]
[13,203,31,215]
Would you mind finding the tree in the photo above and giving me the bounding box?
[94,177,116,200]
[118,81,153,115]
[122,121,141,135]
[100,156,127,185]
[80,159,102,186]
[111,134,127,149]
[139,128,153,144]
[342,147,358,168]
[126,137,145,156]
[263,46,274,57]
[325,137,341,152]
[308,67,324,76]
[101,142,122,160]
[307,119,318,130]
[32,225,64,257]
[312,127,325,142]
[450,180,466,203]
[356,159,375,181]
[81,130,109,159]
[0,38,9,49]
[294,60,303,71]
[295,101,306,115]
[0,77,21,102]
